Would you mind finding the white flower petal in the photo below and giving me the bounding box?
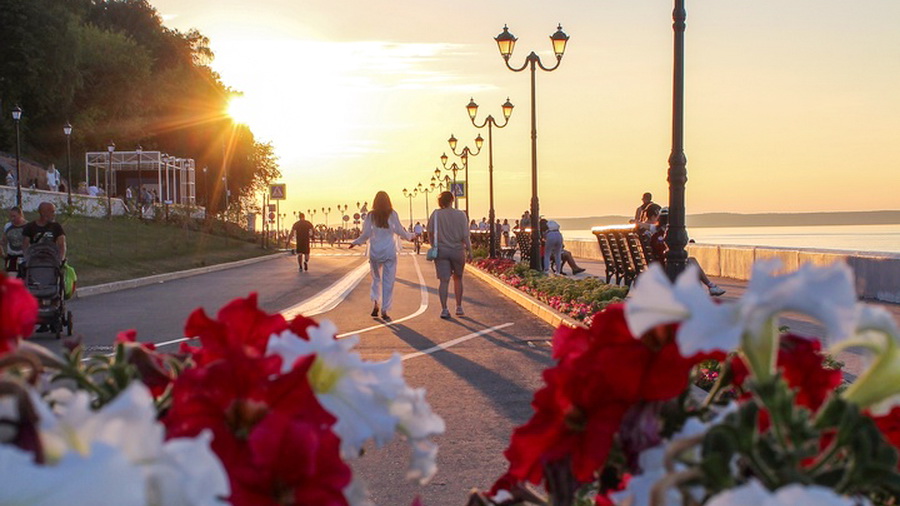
[706,479,858,506]
[742,262,857,343]
[0,443,146,506]
[146,429,230,506]
[626,263,689,338]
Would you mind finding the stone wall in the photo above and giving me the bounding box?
[0,185,126,217]
[567,238,900,303]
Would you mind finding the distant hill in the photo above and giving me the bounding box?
[556,210,900,230]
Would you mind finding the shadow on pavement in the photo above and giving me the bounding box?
[387,322,552,421]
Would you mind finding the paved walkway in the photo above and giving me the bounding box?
[562,256,900,379]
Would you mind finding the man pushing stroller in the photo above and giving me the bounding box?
[23,202,67,262]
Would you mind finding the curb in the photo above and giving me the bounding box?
[76,252,287,298]
[466,264,585,330]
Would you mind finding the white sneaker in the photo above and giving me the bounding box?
[440,309,451,319]
[708,285,725,296]
[455,306,465,316]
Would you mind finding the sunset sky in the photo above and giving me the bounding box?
[152,0,900,222]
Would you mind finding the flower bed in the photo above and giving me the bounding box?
[471,259,628,323]
[467,262,900,505]
[0,273,443,505]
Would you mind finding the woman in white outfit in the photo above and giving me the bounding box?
[349,191,414,320]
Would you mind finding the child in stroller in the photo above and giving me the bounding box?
[23,242,72,338]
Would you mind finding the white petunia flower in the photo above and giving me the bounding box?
[626,264,741,356]
[706,479,858,506]
[0,442,146,506]
[833,305,900,414]
[267,320,445,486]
[11,383,229,506]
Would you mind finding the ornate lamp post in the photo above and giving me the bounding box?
[417,181,436,220]
[435,161,462,209]
[135,144,143,210]
[63,121,73,207]
[12,106,22,207]
[106,141,115,219]
[495,24,569,270]
[467,97,514,258]
[446,133,483,219]
[665,0,689,280]
[202,166,209,208]
[336,204,348,229]
[402,187,418,228]
[322,207,331,228]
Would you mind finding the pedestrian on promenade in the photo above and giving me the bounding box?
[543,220,563,274]
[291,212,315,272]
[632,192,655,224]
[22,202,67,263]
[46,164,61,192]
[502,219,510,246]
[2,206,27,276]
[349,191,414,321]
[427,191,473,319]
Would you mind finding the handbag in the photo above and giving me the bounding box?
[426,213,439,261]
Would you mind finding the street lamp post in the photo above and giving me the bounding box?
[495,24,569,271]
[446,134,483,220]
[12,106,22,208]
[106,141,115,219]
[665,0,689,281]
[322,207,331,228]
[202,167,209,210]
[63,121,73,207]
[468,97,514,258]
[336,204,349,230]
[135,145,143,214]
[434,161,462,209]
[402,188,418,228]
[417,181,436,220]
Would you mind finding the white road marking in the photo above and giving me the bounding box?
[152,254,429,348]
[400,323,515,361]
[282,260,370,318]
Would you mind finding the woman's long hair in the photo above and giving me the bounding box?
[371,191,393,228]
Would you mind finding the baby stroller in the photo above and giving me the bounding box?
[23,242,73,339]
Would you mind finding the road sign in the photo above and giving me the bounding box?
[268,212,276,221]
[342,215,350,221]
[269,183,286,200]
[268,204,276,212]
[451,181,466,198]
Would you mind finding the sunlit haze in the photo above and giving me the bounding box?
[153,0,900,223]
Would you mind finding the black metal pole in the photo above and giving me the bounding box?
[14,119,22,208]
[66,134,72,207]
[464,153,469,220]
[106,153,112,219]
[665,0,689,281]
[529,56,541,271]
[488,121,497,259]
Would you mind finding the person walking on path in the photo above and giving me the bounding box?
[427,191,473,319]
[349,191,414,321]
[2,206,27,276]
[290,212,315,272]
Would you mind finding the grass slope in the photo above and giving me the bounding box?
[47,214,269,286]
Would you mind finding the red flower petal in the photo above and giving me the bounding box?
[0,272,38,354]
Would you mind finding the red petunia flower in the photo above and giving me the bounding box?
[183,293,289,366]
[500,305,708,486]
[871,406,900,469]
[731,334,842,413]
[0,272,38,355]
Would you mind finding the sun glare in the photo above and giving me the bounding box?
[227,95,254,125]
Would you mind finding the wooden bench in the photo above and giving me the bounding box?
[591,225,655,287]
[512,228,535,265]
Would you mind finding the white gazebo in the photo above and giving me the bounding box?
[84,150,196,205]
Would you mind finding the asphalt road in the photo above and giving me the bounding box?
[40,248,557,505]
